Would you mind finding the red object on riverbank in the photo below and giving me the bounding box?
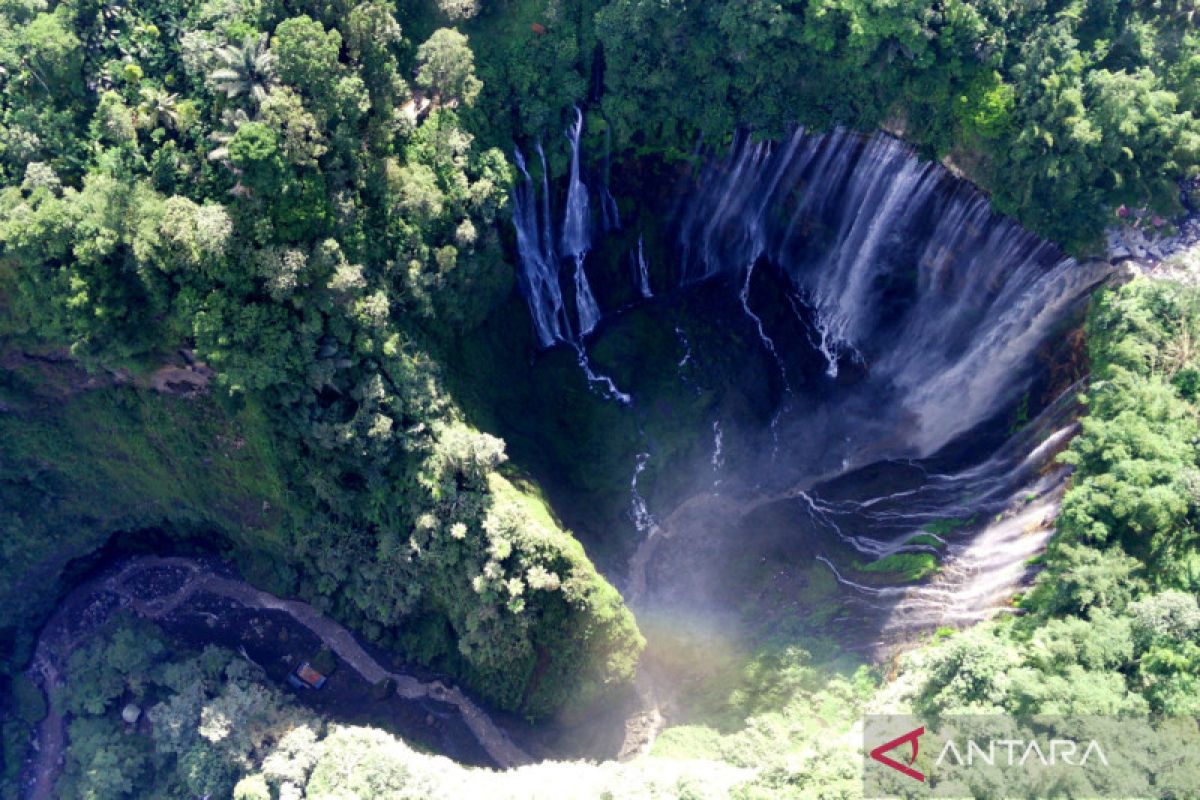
[288,662,328,690]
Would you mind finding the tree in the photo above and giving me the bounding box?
[438,0,482,20]
[91,92,137,148]
[1086,67,1200,212]
[136,87,182,132]
[345,1,406,106]
[179,743,238,798]
[261,86,327,167]
[391,161,444,224]
[271,16,344,108]
[209,33,277,107]
[16,7,81,96]
[916,627,1018,715]
[62,717,150,800]
[227,120,285,194]
[261,724,320,790]
[1130,591,1200,646]
[1027,543,1146,617]
[62,620,166,717]
[132,194,232,273]
[415,29,482,108]
[304,727,442,799]
[234,774,272,800]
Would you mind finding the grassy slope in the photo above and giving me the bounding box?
[0,362,294,661]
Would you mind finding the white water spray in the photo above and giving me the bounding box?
[510,110,633,404]
[510,147,567,346]
[675,325,693,369]
[561,106,601,338]
[574,344,631,405]
[630,453,657,536]
[711,420,724,482]
[633,236,653,298]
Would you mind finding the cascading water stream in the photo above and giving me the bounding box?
[561,106,601,338]
[601,184,622,233]
[710,420,724,483]
[537,141,555,284]
[738,260,790,393]
[630,452,658,539]
[675,128,1111,470]
[511,147,567,347]
[573,267,601,338]
[574,344,632,405]
[675,325,692,369]
[600,124,622,232]
[772,379,1081,651]
[510,109,631,403]
[515,123,1113,649]
[633,236,652,298]
[616,128,1113,645]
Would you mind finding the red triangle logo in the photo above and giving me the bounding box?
[869,725,925,782]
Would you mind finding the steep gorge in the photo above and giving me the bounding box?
[498,120,1114,704]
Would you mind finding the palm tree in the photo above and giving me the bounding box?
[208,33,276,108]
[136,86,181,131]
[1147,0,1200,24]
[207,108,250,163]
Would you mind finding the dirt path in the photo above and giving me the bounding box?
[24,556,530,800]
[26,647,64,800]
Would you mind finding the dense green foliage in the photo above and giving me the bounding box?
[0,375,295,779]
[915,279,1200,721]
[41,616,326,799]
[468,0,1200,250]
[46,616,875,799]
[0,0,642,734]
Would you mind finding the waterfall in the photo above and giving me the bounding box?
[633,236,652,298]
[601,185,622,232]
[508,108,627,346]
[575,344,632,405]
[561,106,601,338]
[512,121,1112,479]
[510,112,632,403]
[710,421,724,478]
[630,453,657,536]
[620,128,1113,639]
[676,128,1111,460]
[574,263,601,337]
[514,125,1106,442]
[510,147,567,347]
